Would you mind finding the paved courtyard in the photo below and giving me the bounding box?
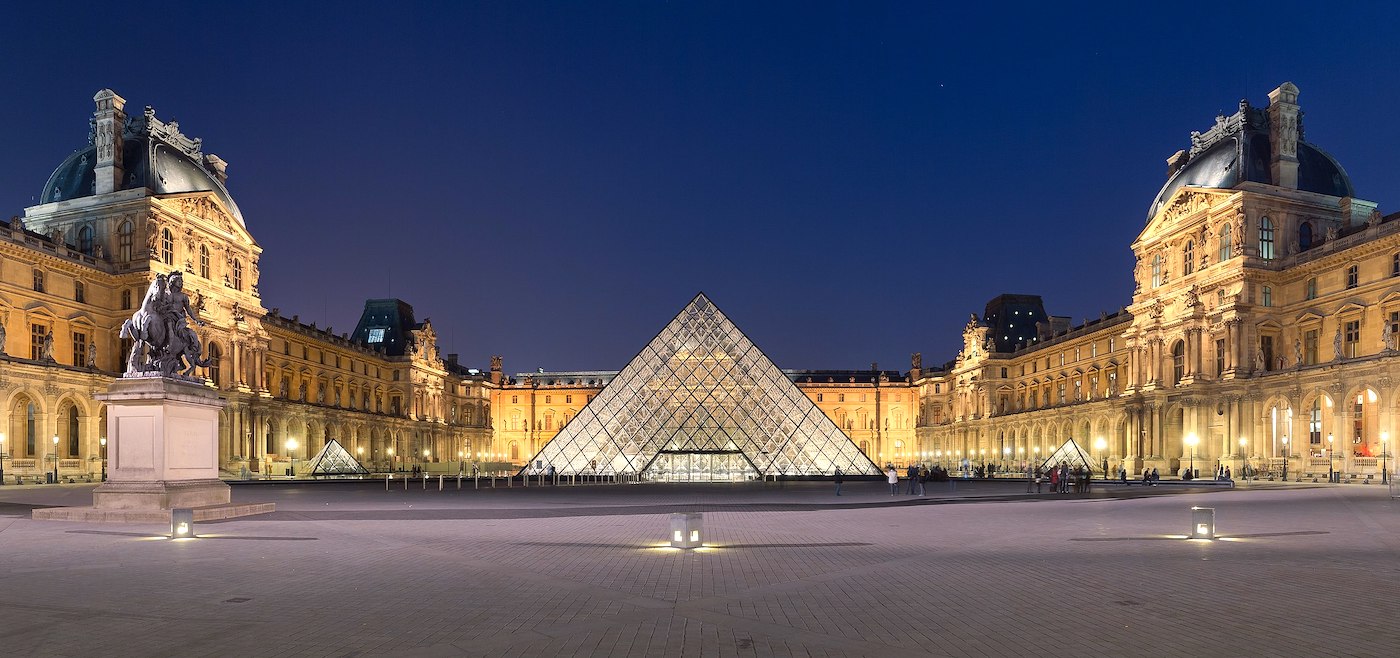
[1,478,1397,657]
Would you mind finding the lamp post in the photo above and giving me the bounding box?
[386,446,395,472]
[1094,437,1107,479]
[0,432,6,486]
[100,437,107,481]
[1238,436,1248,480]
[1328,433,1335,483]
[51,435,59,483]
[286,438,298,478]
[1281,436,1289,481]
[1382,431,1389,485]
[1184,433,1199,478]
[423,448,431,474]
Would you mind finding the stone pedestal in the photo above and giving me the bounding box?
[33,377,273,523]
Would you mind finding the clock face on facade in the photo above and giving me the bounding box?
[367,328,386,343]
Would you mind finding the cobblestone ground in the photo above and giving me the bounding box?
[1,479,1396,657]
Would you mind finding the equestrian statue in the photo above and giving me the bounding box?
[120,271,210,378]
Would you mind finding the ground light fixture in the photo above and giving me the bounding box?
[171,508,195,539]
[670,512,703,549]
[1190,506,1215,540]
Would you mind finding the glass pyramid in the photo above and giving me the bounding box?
[1039,439,1098,475]
[305,438,369,476]
[527,293,880,479]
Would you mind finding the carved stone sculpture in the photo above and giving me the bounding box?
[87,340,97,368]
[120,271,210,378]
[39,331,55,362]
[1333,327,1344,361]
[1294,339,1303,367]
[0,320,6,356]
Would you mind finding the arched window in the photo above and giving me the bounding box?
[161,228,174,265]
[1151,255,1162,288]
[117,221,133,262]
[1219,223,1233,261]
[1171,340,1186,384]
[1183,240,1195,275]
[1258,217,1275,260]
[1299,222,1313,250]
[199,245,210,278]
[232,260,243,291]
[207,342,222,387]
[11,398,39,457]
[77,225,94,255]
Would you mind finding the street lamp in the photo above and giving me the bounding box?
[1184,433,1199,478]
[1281,436,1289,481]
[100,437,107,481]
[1238,436,1248,480]
[1382,431,1389,485]
[1094,437,1107,479]
[286,438,299,478]
[386,446,395,472]
[0,432,6,486]
[1328,433,1335,483]
[51,435,59,483]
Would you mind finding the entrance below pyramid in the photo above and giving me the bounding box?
[645,451,759,482]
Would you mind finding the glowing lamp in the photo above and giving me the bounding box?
[669,512,703,549]
[1190,506,1215,540]
[171,508,195,539]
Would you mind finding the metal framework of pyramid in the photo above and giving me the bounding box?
[305,438,369,476]
[1038,439,1097,475]
[526,293,881,479]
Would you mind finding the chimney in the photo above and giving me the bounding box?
[203,154,229,184]
[1267,82,1300,189]
[447,353,459,366]
[92,89,127,195]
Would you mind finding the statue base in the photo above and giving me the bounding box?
[32,376,273,523]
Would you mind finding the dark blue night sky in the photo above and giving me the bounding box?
[3,2,1398,373]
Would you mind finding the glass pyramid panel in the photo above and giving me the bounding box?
[305,438,369,476]
[526,293,880,478]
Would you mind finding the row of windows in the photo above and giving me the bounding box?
[1017,338,1118,376]
[157,228,246,290]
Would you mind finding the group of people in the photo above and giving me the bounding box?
[1024,462,1093,494]
[873,463,945,496]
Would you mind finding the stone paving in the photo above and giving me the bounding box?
[1,478,1397,657]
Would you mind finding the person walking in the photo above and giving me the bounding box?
[834,467,844,496]
[1048,466,1059,494]
[886,466,899,495]
[919,465,929,496]
[906,464,919,495]
[1025,463,1035,493]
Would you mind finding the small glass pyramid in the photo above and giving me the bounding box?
[305,438,369,476]
[1039,439,1097,475]
[527,293,880,479]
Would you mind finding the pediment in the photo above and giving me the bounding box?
[1138,188,1232,245]
[1295,310,1324,323]
[1336,301,1366,316]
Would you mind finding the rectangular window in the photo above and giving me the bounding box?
[74,281,85,303]
[1261,335,1274,371]
[30,324,46,360]
[32,270,44,293]
[838,394,845,402]
[1390,311,1400,343]
[1215,339,1225,376]
[1108,337,1116,352]
[72,332,87,366]
[1344,320,1360,358]
[1346,266,1359,289]
[1000,367,1007,378]
[544,395,552,404]
[1309,403,1322,445]
[1262,286,1272,307]
[1057,383,1066,404]
[565,395,572,404]
[1304,329,1319,365]
[511,395,518,404]
[816,393,823,402]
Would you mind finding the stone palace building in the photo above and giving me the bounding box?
[914,83,1400,482]
[1,82,1393,482]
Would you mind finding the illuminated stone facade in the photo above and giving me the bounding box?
[917,82,1400,482]
[0,90,491,482]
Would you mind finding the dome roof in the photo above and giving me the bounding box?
[1147,101,1353,220]
[40,110,245,227]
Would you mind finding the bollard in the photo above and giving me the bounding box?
[491,476,496,488]
[457,474,461,490]
[475,475,479,489]
[1190,507,1216,539]
[438,475,443,491]
[508,475,512,487]
[404,474,408,490]
[523,472,528,487]
[386,473,392,491]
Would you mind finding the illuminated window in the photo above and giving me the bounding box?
[1344,320,1359,358]
[232,260,243,291]
[199,245,210,278]
[1309,399,1322,445]
[1219,222,1232,261]
[1151,254,1162,288]
[117,220,133,262]
[161,228,174,265]
[1258,217,1275,260]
